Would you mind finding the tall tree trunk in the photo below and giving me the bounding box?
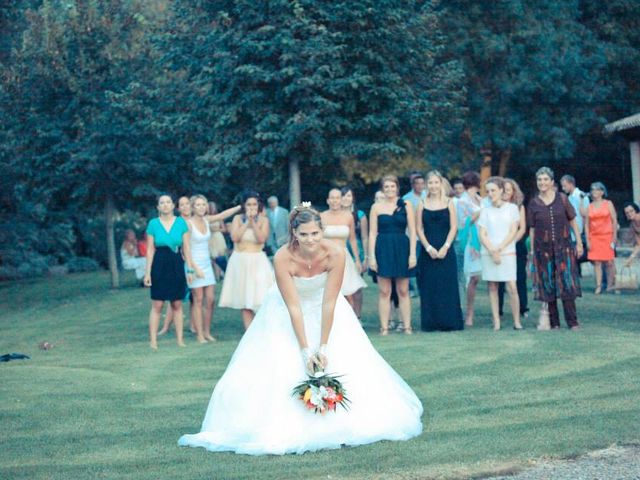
[105,195,120,289]
[498,149,511,177]
[479,146,493,195]
[289,157,301,209]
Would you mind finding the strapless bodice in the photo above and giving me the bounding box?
[323,225,350,240]
[241,228,259,243]
[292,272,327,303]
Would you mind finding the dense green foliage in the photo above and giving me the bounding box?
[1,0,639,278]
[1,272,639,478]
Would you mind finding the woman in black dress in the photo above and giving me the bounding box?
[416,171,463,331]
[369,175,417,335]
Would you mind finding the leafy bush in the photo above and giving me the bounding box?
[66,256,100,273]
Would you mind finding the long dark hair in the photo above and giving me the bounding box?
[239,190,264,214]
[340,186,360,230]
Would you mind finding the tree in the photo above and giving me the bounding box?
[1,0,193,286]
[161,0,465,206]
[438,0,610,182]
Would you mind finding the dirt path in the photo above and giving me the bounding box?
[484,445,640,480]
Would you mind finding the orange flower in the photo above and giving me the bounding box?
[303,388,312,402]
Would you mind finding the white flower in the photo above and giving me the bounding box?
[310,385,328,406]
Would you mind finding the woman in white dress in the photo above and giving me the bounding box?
[477,177,522,330]
[218,191,275,330]
[320,189,366,306]
[188,195,240,342]
[178,204,422,455]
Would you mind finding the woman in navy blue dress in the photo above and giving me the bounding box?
[416,171,463,331]
[369,175,417,335]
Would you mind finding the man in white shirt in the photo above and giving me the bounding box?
[560,174,589,241]
[402,173,426,209]
[266,196,289,255]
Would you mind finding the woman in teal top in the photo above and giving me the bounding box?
[144,194,201,350]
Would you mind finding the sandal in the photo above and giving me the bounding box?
[594,284,602,295]
[380,328,389,336]
[404,326,413,335]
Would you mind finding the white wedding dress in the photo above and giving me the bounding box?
[178,272,423,455]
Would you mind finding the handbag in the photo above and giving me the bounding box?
[614,266,638,290]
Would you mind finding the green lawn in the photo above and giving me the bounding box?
[1,271,639,480]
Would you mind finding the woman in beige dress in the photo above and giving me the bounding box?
[320,188,366,309]
[219,191,275,330]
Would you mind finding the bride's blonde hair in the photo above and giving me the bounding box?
[288,204,323,247]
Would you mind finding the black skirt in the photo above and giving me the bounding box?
[150,246,188,301]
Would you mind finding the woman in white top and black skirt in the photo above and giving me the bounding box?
[144,194,200,350]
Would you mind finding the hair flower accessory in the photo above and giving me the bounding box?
[295,201,312,211]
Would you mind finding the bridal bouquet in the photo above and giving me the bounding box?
[292,371,350,414]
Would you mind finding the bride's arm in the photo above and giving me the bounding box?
[273,251,308,351]
[320,244,346,348]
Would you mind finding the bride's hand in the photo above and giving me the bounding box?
[301,348,317,374]
[315,345,328,371]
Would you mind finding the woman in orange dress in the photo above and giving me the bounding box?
[585,182,618,294]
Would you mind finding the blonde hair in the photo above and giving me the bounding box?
[380,175,400,191]
[425,170,448,201]
[503,178,524,206]
[190,194,208,208]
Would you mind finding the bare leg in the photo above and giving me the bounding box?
[488,282,501,330]
[171,300,186,347]
[188,295,195,333]
[593,262,602,294]
[377,277,392,334]
[212,259,223,282]
[203,285,216,341]
[605,260,616,292]
[465,275,480,326]
[345,294,356,310]
[190,287,207,343]
[506,281,522,328]
[149,300,164,349]
[158,304,173,335]
[352,288,364,319]
[396,277,412,333]
[241,309,255,330]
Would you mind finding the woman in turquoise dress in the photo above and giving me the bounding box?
[144,194,200,350]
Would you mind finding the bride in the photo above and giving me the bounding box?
[178,204,423,455]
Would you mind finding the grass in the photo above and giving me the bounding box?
[1,271,639,480]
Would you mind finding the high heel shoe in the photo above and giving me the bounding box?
[404,326,413,335]
[513,325,524,330]
[594,285,602,295]
[380,328,389,336]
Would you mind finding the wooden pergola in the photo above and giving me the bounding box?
[604,112,640,203]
